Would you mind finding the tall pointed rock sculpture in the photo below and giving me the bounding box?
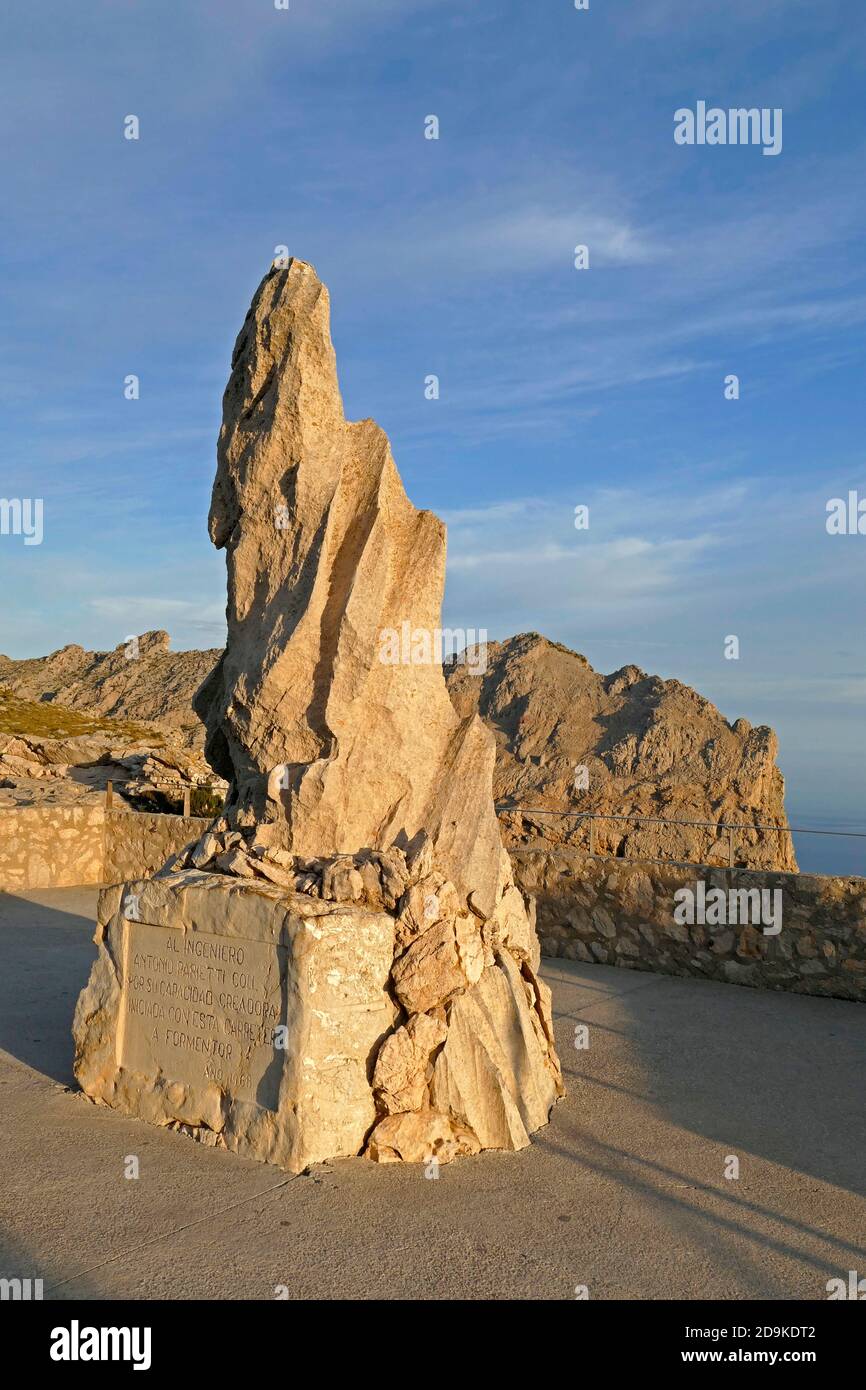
[194,260,506,916]
[73,259,563,1171]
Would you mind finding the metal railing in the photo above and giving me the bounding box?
[495,805,866,873]
[96,785,864,871]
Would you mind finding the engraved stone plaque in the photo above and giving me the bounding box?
[119,921,287,1110]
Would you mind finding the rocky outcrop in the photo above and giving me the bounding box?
[0,688,219,809]
[74,257,563,1171]
[446,633,796,871]
[0,632,217,747]
[3,626,794,871]
[193,260,512,917]
[0,722,223,811]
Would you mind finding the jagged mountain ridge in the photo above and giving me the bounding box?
[0,628,794,868]
[0,631,218,746]
[444,632,795,871]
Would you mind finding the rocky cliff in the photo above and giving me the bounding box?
[2,627,795,869]
[445,632,795,871]
[0,631,217,746]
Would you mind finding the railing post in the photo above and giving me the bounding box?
[728,826,734,869]
[183,789,191,818]
[589,814,595,857]
[105,780,113,810]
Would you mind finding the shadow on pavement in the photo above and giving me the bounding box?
[0,889,98,1086]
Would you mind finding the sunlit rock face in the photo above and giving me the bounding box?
[447,632,796,873]
[194,258,511,917]
[74,259,563,1172]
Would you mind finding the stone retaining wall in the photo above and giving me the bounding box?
[0,806,105,889]
[3,812,865,1003]
[512,845,866,1002]
[0,806,210,891]
[103,809,209,883]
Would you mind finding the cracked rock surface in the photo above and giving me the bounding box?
[73,257,563,1169]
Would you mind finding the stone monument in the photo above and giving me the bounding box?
[73,258,563,1171]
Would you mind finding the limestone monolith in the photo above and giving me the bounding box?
[73,258,563,1170]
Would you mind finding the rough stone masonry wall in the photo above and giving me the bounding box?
[102,809,209,883]
[0,806,106,889]
[0,806,210,891]
[3,810,865,1006]
[511,845,866,1003]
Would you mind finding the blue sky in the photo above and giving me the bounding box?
[1,0,865,868]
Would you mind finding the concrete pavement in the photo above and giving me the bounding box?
[0,886,864,1300]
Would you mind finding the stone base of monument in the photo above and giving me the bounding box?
[73,872,398,1172]
[73,852,563,1173]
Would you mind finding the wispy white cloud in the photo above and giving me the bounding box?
[89,596,225,633]
[441,474,861,667]
[442,488,725,642]
[451,206,658,270]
